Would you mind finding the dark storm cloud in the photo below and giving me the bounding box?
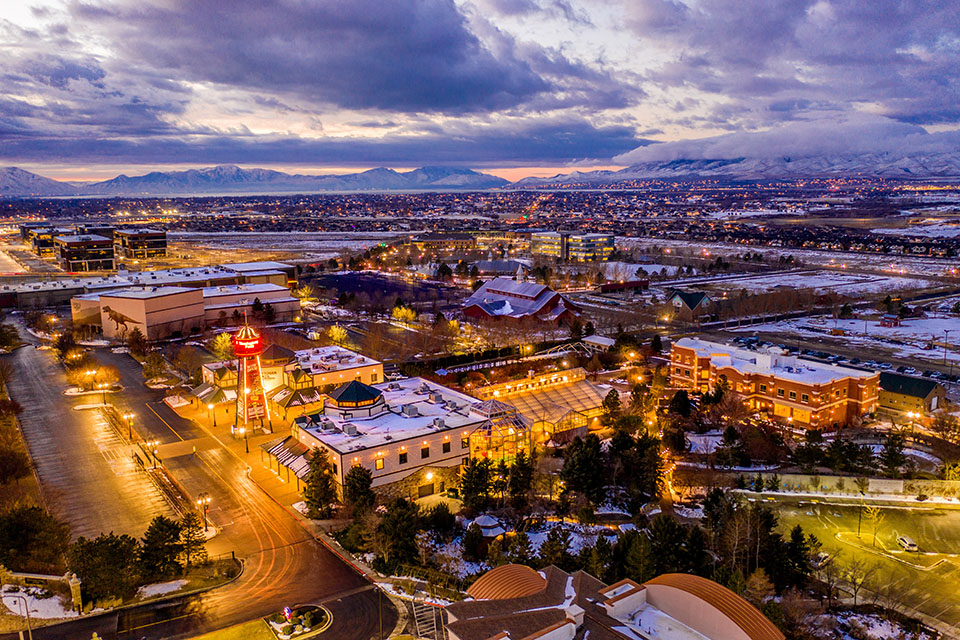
[628,0,960,127]
[70,0,560,114]
[0,118,646,167]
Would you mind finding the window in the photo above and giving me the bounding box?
[789,391,797,400]
[375,458,384,470]
[399,452,408,465]
[371,372,379,383]
[759,384,767,393]
[421,446,430,459]
[461,438,469,449]
[835,390,841,398]
[801,393,809,403]
[442,442,451,454]
[777,389,785,397]
[331,464,338,475]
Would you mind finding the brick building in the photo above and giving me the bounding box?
[670,338,879,428]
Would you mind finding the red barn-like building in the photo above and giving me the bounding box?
[462,277,579,325]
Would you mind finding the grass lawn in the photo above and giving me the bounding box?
[192,619,275,640]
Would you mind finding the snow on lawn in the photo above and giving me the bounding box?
[873,221,960,239]
[687,431,723,454]
[377,581,452,606]
[833,612,935,640]
[137,580,188,599]
[2,585,78,619]
[525,521,619,556]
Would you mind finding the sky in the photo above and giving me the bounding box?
[2,0,960,180]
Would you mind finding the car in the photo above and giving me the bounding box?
[879,363,893,370]
[897,536,919,552]
[922,370,935,377]
[850,358,861,364]
[904,367,918,375]
[896,365,907,373]
[812,552,831,569]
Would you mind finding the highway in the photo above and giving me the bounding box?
[3,328,396,640]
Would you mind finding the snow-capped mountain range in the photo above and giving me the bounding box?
[509,152,960,188]
[0,165,508,197]
[4,151,960,197]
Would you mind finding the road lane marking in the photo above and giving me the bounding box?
[147,403,185,441]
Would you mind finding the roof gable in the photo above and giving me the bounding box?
[879,372,939,398]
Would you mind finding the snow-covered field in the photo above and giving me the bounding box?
[601,261,689,279]
[733,314,960,364]
[2,585,78,619]
[690,270,939,296]
[832,612,935,640]
[619,237,959,278]
[873,220,960,238]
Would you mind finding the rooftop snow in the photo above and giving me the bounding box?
[675,338,875,384]
[302,377,484,453]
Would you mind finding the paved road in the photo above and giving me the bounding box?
[4,343,396,640]
[3,340,173,539]
[769,496,960,629]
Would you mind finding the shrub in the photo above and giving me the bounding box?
[281,625,294,635]
[269,612,285,624]
[917,493,928,502]
[302,612,314,628]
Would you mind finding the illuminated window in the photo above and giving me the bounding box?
[375,458,384,470]
[461,438,469,449]
[399,452,408,465]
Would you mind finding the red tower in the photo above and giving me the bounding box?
[232,324,272,435]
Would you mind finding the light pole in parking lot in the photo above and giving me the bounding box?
[207,403,216,428]
[196,492,211,531]
[123,412,135,441]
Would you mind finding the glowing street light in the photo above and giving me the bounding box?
[239,426,249,454]
[196,492,212,531]
[123,412,135,441]
[207,403,217,427]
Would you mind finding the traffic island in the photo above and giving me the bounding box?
[264,605,332,639]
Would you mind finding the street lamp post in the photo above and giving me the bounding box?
[945,329,953,376]
[208,403,216,428]
[240,427,249,454]
[9,594,32,640]
[146,439,160,469]
[196,492,211,531]
[123,412,135,441]
[98,382,108,406]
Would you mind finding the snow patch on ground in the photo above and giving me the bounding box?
[2,585,78,619]
[78,339,110,347]
[832,612,935,640]
[376,581,452,606]
[687,431,723,454]
[137,579,188,599]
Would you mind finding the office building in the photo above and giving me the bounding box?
[114,228,167,259]
[670,338,879,428]
[53,234,115,272]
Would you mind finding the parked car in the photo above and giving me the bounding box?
[897,536,919,552]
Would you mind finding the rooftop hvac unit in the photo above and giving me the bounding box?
[343,423,358,436]
[402,404,420,417]
[433,418,445,429]
[428,392,444,403]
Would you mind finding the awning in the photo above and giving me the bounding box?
[261,436,311,479]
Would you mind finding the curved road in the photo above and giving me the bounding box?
[3,327,396,640]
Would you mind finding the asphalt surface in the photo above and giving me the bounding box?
[3,333,396,640]
[4,339,173,539]
[769,496,960,629]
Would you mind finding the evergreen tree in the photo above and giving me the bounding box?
[426,502,456,540]
[375,498,420,569]
[585,535,613,582]
[304,447,339,518]
[601,389,622,426]
[560,434,605,504]
[139,515,183,581]
[647,514,686,575]
[69,533,141,602]
[508,531,534,566]
[460,457,492,511]
[625,533,656,583]
[538,527,572,570]
[179,511,208,568]
[684,525,710,576]
[486,537,506,567]
[462,523,484,561]
[650,335,662,353]
[668,390,692,417]
[880,432,907,477]
[126,327,147,358]
[509,450,535,507]
[343,465,376,513]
